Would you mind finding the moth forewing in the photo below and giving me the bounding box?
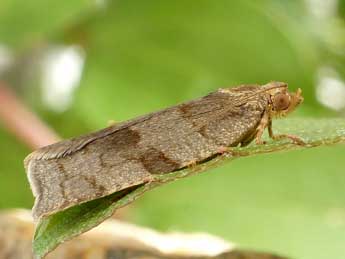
[25,82,303,220]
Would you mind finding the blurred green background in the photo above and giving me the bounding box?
[1,1,345,259]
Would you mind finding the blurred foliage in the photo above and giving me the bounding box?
[0,0,91,47]
[1,1,345,259]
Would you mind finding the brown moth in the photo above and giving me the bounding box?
[25,82,304,220]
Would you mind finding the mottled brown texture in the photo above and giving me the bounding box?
[25,82,302,220]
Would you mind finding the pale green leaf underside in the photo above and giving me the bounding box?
[33,118,345,258]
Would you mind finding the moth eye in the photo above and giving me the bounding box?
[273,94,290,110]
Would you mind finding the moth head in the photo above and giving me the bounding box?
[264,82,304,118]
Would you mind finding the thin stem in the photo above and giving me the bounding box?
[0,81,60,150]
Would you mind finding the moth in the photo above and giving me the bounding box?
[25,82,304,220]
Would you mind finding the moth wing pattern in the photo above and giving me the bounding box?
[24,84,262,165]
[25,84,268,220]
[24,115,155,164]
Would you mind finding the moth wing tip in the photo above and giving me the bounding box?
[23,150,50,170]
[24,152,37,170]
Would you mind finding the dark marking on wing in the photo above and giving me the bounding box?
[140,148,180,174]
[179,102,193,116]
[24,116,150,165]
[83,175,106,197]
[57,163,68,205]
[103,128,141,151]
[197,125,208,138]
[178,92,228,118]
[179,103,201,127]
[99,153,107,168]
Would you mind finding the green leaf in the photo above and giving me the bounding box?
[0,0,92,48]
[32,118,345,258]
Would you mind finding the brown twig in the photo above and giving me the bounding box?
[0,81,60,150]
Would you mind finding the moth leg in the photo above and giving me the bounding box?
[255,111,270,145]
[268,120,306,145]
[186,160,198,169]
